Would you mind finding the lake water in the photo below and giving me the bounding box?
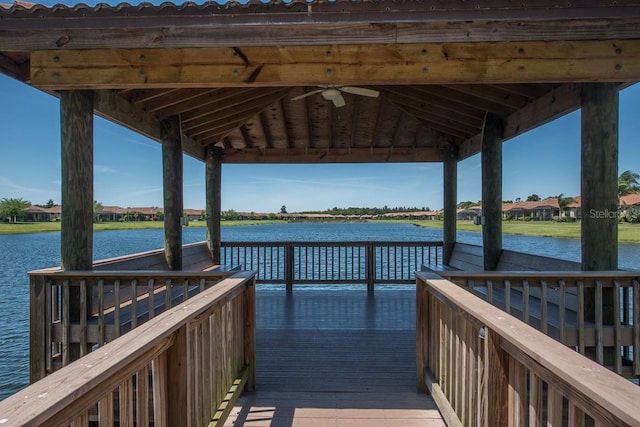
[0,222,638,400]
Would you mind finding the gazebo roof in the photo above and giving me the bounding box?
[1,1,639,163]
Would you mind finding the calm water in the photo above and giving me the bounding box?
[0,222,638,400]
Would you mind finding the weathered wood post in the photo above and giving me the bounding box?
[161,116,183,270]
[581,83,618,363]
[481,113,504,271]
[205,146,223,266]
[442,144,458,266]
[60,90,94,364]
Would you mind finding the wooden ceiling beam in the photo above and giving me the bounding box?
[30,40,640,89]
[155,87,256,117]
[92,89,205,160]
[222,147,443,164]
[414,86,515,117]
[457,83,585,160]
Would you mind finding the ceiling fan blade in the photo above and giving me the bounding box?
[332,92,346,108]
[340,86,380,98]
[291,89,323,101]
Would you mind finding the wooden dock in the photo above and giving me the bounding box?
[225,287,445,426]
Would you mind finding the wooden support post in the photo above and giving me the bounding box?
[581,83,619,272]
[581,83,619,363]
[481,113,504,271]
[206,146,223,266]
[285,244,294,292]
[61,90,94,272]
[366,243,375,292]
[162,116,183,270]
[480,329,509,426]
[29,275,47,382]
[60,90,94,363]
[166,325,189,425]
[243,278,257,391]
[416,278,429,392]
[442,144,458,266]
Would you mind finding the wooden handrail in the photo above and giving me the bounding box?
[416,271,640,426]
[436,270,640,376]
[2,271,256,426]
[29,268,242,382]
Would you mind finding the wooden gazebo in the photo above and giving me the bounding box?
[1,1,638,273]
[1,2,640,425]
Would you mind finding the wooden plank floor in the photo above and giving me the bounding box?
[225,286,445,427]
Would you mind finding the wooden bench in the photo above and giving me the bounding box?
[94,241,219,272]
[422,242,484,272]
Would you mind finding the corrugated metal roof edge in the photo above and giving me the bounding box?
[2,0,639,17]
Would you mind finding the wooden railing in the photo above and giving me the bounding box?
[2,271,256,426]
[416,271,640,427]
[437,271,640,377]
[29,268,238,381]
[221,240,442,289]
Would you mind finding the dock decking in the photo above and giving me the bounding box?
[225,286,445,426]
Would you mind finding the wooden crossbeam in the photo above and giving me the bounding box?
[31,41,640,89]
[221,147,443,163]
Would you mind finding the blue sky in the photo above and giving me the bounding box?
[1,74,638,213]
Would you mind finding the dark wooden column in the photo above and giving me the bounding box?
[581,83,619,271]
[60,90,94,362]
[442,144,458,265]
[581,83,618,364]
[205,146,223,265]
[481,113,504,271]
[162,116,183,271]
[61,91,94,271]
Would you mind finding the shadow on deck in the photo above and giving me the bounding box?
[226,287,445,427]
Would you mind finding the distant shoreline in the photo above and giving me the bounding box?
[1,219,639,244]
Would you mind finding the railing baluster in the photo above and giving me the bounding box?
[504,280,511,314]
[559,280,566,345]
[165,278,172,310]
[613,280,622,374]
[62,279,70,367]
[633,279,639,377]
[522,279,529,324]
[595,280,604,365]
[131,279,138,329]
[114,280,121,338]
[98,279,105,347]
[577,280,585,355]
[148,279,155,319]
[540,280,548,335]
[80,280,87,356]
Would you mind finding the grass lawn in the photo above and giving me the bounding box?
[2,219,639,243]
[0,220,287,235]
[386,219,640,243]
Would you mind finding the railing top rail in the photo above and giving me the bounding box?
[28,269,237,278]
[416,271,640,426]
[436,270,640,281]
[221,240,443,246]
[0,270,256,425]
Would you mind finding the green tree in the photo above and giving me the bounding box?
[280,205,287,214]
[555,193,575,218]
[526,194,541,202]
[0,197,31,223]
[45,199,55,208]
[457,201,478,209]
[618,169,640,196]
[93,200,104,223]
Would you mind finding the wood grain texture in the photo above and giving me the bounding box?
[30,40,640,89]
[481,113,504,271]
[161,115,183,271]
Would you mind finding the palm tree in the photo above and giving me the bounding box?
[618,170,640,196]
[556,193,575,218]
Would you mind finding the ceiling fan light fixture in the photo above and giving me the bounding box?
[321,88,341,101]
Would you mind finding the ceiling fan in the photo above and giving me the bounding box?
[291,85,380,107]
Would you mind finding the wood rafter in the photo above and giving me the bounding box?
[222,147,443,164]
